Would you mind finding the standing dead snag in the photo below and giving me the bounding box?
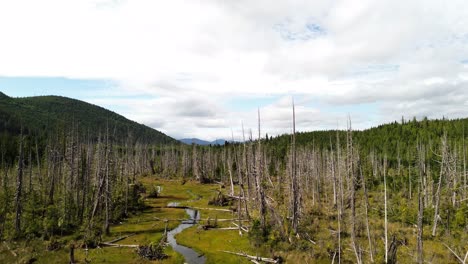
[432,133,448,237]
[360,165,374,263]
[14,127,24,237]
[347,118,361,264]
[384,155,388,263]
[255,108,267,233]
[336,131,343,264]
[104,121,111,235]
[290,100,300,235]
[417,142,425,264]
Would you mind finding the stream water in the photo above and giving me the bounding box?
[167,203,206,264]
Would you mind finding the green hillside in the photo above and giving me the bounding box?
[0,91,175,144]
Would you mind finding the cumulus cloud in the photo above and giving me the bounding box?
[1,0,468,140]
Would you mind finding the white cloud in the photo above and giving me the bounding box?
[1,0,468,140]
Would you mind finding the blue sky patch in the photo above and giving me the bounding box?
[0,76,117,99]
[274,18,326,41]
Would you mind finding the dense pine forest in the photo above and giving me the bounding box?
[0,95,467,263]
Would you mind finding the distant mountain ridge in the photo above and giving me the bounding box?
[0,91,176,144]
[179,138,229,145]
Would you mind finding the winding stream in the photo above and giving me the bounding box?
[167,203,206,264]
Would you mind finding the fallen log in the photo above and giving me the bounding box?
[100,242,139,248]
[206,218,249,222]
[159,205,233,212]
[212,227,240,230]
[302,232,316,245]
[220,250,279,263]
[152,217,249,222]
[192,207,232,212]
[232,222,249,232]
[165,205,190,209]
[105,233,136,244]
[227,195,247,200]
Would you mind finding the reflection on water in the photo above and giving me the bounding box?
[167,203,206,264]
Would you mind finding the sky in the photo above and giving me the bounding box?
[1,0,468,141]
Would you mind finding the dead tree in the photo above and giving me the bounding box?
[360,164,374,262]
[384,155,388,263]
[432,134,448,237]
[227,149,235,196]
[463,128,467,201]
[417,142,425,264]
[290,101,300,235]
[241,121,251,203]
[255,109,267,233]
[192,144,199,182]
[104,122,111,235]
[347,118,361,264]
[14,128,24,237]
[336,131,343,264]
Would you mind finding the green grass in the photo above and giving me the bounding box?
[3,177,466,263]
[0,178,257,263]
[176,227,252,264]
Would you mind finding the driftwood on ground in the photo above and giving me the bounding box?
[100,242,139,248]
[220,250,280,263]
[232,222,249,232]
[105,233,136,244]
[152,217,249,222]
[163,205,233,212]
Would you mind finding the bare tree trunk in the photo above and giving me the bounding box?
[336,131,343,264]
[417,185,424,264]
[255,109,267,232]
[28,149,32,195]
[89,133,103,229]
[192,144,200,182]
[360,165,374,262]
[227,150,235,196]
[290,101,300,235]
[241,122,251,203]
[417,142,425,264]
[408,151,412,200]
[432,134,447,237]
[463,131,467,201]
[14,128,24,237]
[384,155,388,263]
[104,122,111,235]
[330,139,337,207]
[347,119,361,264]
[35,139,43,201]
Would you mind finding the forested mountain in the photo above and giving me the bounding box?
[0,91,175,145]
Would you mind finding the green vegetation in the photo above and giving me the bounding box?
[0,92,176,148]
[1,93,468,263]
